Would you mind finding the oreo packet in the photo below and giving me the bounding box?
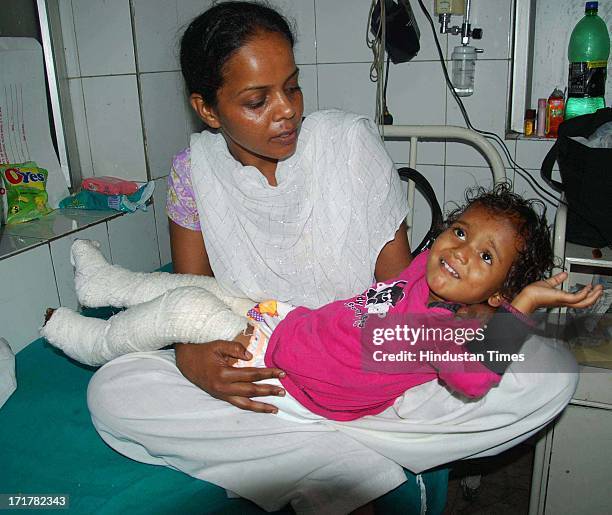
[1,162,52,224]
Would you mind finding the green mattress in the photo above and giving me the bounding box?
[0,336,448,514]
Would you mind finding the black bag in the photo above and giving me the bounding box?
[370,0,420,64]
[541,107,612,248]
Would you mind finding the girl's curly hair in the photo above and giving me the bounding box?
[442,182,555,300]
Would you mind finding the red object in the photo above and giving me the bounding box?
[546,88,565,138]
[81,176,139,195]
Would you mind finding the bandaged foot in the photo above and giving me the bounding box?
[41,286,248,366]
[71,239,252,315]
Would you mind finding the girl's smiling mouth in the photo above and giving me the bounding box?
[441,258,460,279]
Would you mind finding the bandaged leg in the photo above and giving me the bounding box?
[41,286,247,366]
[71,239,252,315]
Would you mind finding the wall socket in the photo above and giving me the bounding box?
[434,0,465,15]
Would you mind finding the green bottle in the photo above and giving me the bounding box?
[565,1,610,119]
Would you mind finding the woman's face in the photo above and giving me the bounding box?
[191,31,304,178]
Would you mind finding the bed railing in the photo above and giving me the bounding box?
[381,124,565,274]
[381,124,507,240]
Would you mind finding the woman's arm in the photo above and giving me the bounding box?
[169,219,286,413]
[374,222,412,282]
[169,219,213,275]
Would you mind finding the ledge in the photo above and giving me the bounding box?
[506,131,557,142]
[0,209,123,260]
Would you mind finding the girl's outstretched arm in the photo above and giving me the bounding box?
[511,272,604,314]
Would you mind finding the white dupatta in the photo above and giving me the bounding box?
[189,110,408,308]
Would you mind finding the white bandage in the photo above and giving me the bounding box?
[41,286,247,366]
[71,239,252,316]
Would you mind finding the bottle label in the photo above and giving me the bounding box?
[546,98,564,138]
[568,62,607,97]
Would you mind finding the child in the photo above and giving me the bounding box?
[42,184,601,422]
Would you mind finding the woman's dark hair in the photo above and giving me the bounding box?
[180,1,295,106]
[442,182,555,300]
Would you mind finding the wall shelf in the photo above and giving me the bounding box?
[0,209,121,261]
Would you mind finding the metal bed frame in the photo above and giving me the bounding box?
[382,124,506,240]
[383,124,564,270]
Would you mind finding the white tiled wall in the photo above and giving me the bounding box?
[315,0,373,63]
[81,75,147,181]
[0,245,59,353]
[131,0,186,73]
[107,208,160,271]
[58,0,557,222]
[272,0,317,65]
[445,60,512,168]
[140,71,193,179]
[71,0,136,76]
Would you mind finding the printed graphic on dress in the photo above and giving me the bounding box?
[365,280,407,317]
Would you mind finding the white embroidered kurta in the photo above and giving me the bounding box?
[189,109,409,308]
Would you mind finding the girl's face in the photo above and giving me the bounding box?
[191,31,304,181]
[426,205,522,306]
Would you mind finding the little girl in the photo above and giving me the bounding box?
[42,185,601,422]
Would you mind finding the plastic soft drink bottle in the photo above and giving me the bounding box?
[565,2,610,119]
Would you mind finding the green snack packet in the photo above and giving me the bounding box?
[0,162,53,224]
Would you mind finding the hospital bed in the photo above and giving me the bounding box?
[1,125,521,514]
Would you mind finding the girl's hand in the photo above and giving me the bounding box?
[174,341,286,413]
[511,272,604,314]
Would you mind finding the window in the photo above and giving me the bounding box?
[0,0,77,188]
[509,0,611,134]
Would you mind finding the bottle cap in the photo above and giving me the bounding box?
[525,109,536,118]
[550,87,565,99]
[451,45,478,58]
[585,2,598,11]
[538,98,547,108]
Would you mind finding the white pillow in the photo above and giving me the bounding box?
[0,337,16,408]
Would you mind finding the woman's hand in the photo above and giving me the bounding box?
[175,341,286,413]
[511,272,603,314]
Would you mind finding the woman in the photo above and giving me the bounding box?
[90,3,412,513]
[169,2,411,413]
[87,2,578,514]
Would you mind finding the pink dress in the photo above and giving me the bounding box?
[264,251,529,421]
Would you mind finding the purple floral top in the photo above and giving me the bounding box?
[166,147,201,231]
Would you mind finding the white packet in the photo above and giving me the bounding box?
[0,337,17,408]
